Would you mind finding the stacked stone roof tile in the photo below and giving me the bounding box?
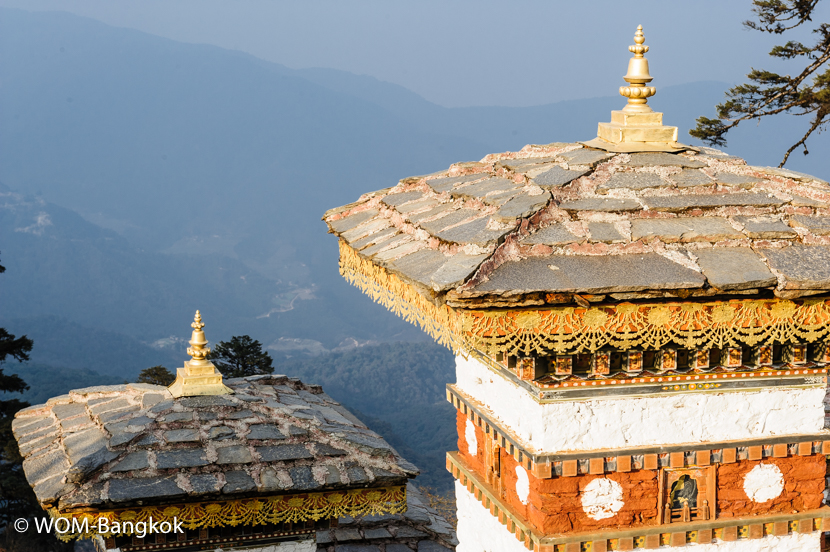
[324,143,830,307]
[12,376,418,511]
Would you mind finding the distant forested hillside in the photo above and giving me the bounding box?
[0,187,427,376]
[13,363,123,406]
[275,342,457,491]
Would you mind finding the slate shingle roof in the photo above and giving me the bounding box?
[324,144,830,307]
[12,376,418,511]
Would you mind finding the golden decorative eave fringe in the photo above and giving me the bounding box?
[339,240,465,354]
[340,240,830,356]
[53,485,406,541]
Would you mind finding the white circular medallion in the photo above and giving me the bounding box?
[581,478,624,520]
[515,465,530,505]
[465,419,478,457]
[743,463,784,502]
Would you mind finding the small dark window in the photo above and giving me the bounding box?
[677,349,689,369]
[609,352,622,372]
[574,354,592,376]
[643,351,655,371]
[772,344,782,364]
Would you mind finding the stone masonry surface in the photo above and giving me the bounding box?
[323,144,830,306]
[12,377,419,511]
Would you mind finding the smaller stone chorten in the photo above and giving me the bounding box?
[12,312,456,551]
[167,310,232,398]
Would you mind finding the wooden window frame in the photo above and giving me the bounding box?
[657,466,716,525]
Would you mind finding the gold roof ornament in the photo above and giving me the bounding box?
[583,25,688,153]
[168,310,233,398]
[620,24,656,113]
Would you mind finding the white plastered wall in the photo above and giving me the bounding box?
[456,355,826,452]
[456,481,532,552]
[456,481,820,552]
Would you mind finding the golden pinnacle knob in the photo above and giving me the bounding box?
[191,310,205,331]
[186,310,211,365]
[620,25,656,113]
[629,24,648,55]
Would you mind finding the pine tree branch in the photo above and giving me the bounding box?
[693,3,830,164]
[779,107,828,165]
[746,0,820,33]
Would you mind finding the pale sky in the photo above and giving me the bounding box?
[1,0,823,107]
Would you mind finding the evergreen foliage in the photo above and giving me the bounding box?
[212,336,274,378]
[0,258,73,551]
[0,329,32,366]
[419,486,458,529]
[691,0,830,166]
[136,365,175,386]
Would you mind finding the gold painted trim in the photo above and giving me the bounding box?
[54,485,406,540]
[339,240,465,353]
[340,241,830,356]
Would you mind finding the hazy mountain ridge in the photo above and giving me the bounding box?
[0,8,481,360]
[2,8,828,376]
[282,61,830,176]
[12,362,124,406]
[2,6,828,500]
[275,342,457,491]
[1,314,181,378]
[0,8,486,251]
[1,189,286,340]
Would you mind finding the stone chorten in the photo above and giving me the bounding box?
[324,25,830,552]
[12,313,456,552]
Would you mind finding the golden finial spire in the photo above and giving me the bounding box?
[168,310,233,398]
[620,25,656,113]
[582,24,686,153]
[186,310,211,365]
[192,311,204,331]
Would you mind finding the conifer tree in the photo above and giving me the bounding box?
[136,365,175,386]
[211,335,274,378]
[691,0,830,166]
